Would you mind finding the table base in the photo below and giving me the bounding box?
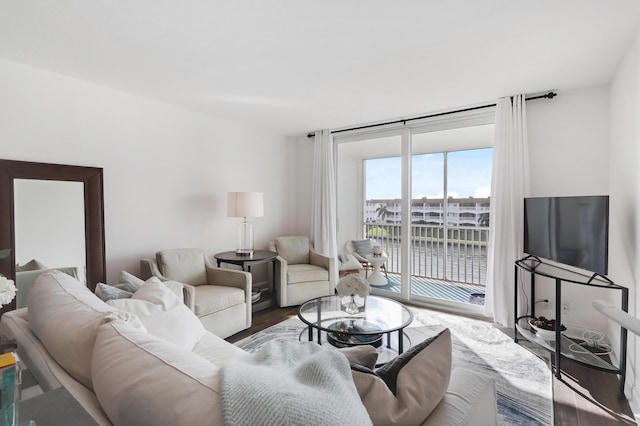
[300,327,411,366]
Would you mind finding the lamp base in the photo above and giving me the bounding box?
[237,220,254,257]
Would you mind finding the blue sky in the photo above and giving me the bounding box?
[366,148,493,200]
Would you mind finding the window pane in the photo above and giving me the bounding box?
[447,148,492,201]
[446,148,492,285]
[411,153,445,280]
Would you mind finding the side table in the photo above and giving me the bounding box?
[366,255,388,286]
[214,250,277,312]
[0,341,98,426]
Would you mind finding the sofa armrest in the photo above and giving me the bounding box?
[204,265,251,293]
[273,256,288,306]
[310,251,337,288]
[310,251,330,269]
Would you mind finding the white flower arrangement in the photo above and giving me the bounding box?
[0,276,17,306]
[336,274,371,298]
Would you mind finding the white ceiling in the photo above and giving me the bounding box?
[1,1,639,137]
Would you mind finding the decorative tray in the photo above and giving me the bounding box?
[529,317,566,340]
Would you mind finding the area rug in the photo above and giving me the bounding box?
[235,306,553,426]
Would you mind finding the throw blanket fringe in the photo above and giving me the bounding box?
[221,341,372,426]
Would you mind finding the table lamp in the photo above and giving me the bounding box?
[227,192,263,256]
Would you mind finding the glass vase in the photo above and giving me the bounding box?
[345,294,359,315]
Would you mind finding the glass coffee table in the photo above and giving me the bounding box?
[298,295,413,361]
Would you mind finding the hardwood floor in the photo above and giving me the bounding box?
[552,358,635,425]
[226,305,298,344]
[227,305,637,425]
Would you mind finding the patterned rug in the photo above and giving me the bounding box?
[235,306,553,425]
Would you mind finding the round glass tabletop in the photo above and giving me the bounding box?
[298,295,413,335]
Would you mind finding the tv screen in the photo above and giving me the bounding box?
[524,195,609,275]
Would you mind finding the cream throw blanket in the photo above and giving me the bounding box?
[221,341,372,426]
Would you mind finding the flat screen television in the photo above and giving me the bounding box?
[524,195,609,276]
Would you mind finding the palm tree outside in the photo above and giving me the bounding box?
[375,204,389,222]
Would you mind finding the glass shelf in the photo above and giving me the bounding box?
[515,257,625,289]
[516,316,620,373]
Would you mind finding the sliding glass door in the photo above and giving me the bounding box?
[336,115,494,313]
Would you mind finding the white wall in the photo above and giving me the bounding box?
[609,28,640,415]
[526,85,613,333]
[0,58,295,284]
[528,85,611,197]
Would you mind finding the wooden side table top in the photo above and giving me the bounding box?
[214,250,277,269]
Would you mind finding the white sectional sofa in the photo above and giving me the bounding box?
[0,270,498,425]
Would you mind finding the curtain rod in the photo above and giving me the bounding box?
[306,91,557,138]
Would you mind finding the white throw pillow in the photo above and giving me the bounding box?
[92,321,223,426]
[107,277,206,350]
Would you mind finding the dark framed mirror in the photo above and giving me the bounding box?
[0,159,105,313]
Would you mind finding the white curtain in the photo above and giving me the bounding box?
[485,95,530,326]
[311,130,338,274]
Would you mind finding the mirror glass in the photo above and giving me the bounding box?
[14,179,86,276]
[13,179,88,308]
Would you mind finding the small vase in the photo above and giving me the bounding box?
[345,294,359,315]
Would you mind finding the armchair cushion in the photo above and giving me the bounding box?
[351,239,374,258]
[192,285,245,317]
[287,264,330,284]
[156,249,207,285]
[275,236,310,265]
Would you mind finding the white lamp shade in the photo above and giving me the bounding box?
[227,192,264,218]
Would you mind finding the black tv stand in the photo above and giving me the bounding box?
[514,257,628,397]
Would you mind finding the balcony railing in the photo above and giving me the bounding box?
[364,222,488,286]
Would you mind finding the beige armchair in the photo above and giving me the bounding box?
[140,248,251,339]
[268,236,336,307]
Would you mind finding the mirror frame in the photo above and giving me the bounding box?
[0,159,105,310]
